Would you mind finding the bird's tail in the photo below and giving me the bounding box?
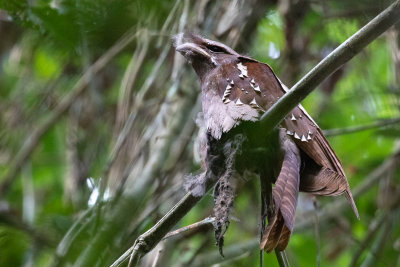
[261,133,301,252]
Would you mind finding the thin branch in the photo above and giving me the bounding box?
[149,243,164,267]
[350,212,387,267]
[360,215,394,267]
[51,208,95,266]
[259,173,271,267]
[260,0,400,130]
[111,1,400,265]
[323,117,400,137]
[181,235,213,266]
[0,28,142,196]
[313,198,321,267]
[351,191,400,266]
[110,192,210,267]
[127,191,211,266]
[162,217,215,240]
[191,239,259,267]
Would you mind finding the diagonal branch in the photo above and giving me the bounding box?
[111,1,400,266]
[260,0,400,129]
[323,117,400,137]
[110,192,209,267]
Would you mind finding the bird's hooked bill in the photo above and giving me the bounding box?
[176,42,211,59]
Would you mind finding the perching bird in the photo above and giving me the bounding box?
[175,33,358,253]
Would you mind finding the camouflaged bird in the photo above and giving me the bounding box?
[175,33,359,253]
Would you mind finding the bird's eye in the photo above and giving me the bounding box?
[207,45,225,53]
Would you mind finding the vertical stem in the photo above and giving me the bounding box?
[275,250,290,267]
[313,198,321,267]
[259,175,268,267]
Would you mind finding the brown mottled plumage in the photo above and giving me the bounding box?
[175,33,358,253]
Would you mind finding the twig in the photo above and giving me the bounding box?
[150,243,164,267]
[360,215,393,267]
[51,208,95,266]
[351,192,400,266]
[350,212,387,267]
[162,217,215,240]
[183,236,213,266]
[260,0,400,130]
[191,239,260,267]
[127,191,214,265]
[0,27,142,196]
[259,173,271,267]
[110,192,209,267]
[323,117,400,136]
[313,198,321,267]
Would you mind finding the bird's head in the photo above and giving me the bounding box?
[174,33,239,80]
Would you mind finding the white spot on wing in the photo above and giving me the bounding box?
[250,83,261,93]
[222,84,232,102]
[236,98,244,105]
[237,62,248,77]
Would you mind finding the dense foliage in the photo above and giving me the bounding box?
[0,0,399,266]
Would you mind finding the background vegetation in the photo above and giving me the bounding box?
[0,0,399,266]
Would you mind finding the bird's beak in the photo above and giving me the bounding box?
[176,42,211,59]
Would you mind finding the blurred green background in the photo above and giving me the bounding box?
[0,0,399,266]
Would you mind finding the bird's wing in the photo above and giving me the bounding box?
[237,58,358,218]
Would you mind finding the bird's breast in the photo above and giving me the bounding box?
[201,77,260,140]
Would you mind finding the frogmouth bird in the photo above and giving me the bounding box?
[175,33,358,253]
